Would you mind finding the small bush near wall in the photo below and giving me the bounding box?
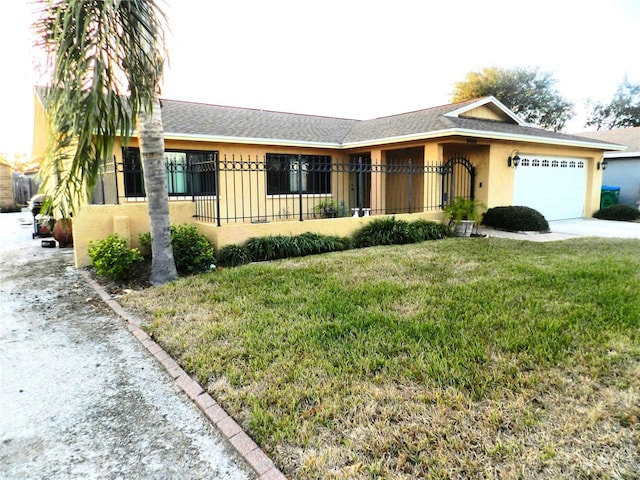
[140,224,216,275]
[244,232,349,263]
[482,206,550,232]
[352,217,450,248]
[406,219,452,242]
[352,217,414,248]
[293,232,351,255]
[88,234,144,282]
[217,244,252,267]
[593,204,640,221]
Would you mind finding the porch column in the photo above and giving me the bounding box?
[424,143,443,211]
[369,148,385,214]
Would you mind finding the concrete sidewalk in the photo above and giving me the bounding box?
[0,211,280,479]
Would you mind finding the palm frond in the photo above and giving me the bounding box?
[34,0,167,215]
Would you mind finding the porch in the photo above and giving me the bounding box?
[93,147,476,225]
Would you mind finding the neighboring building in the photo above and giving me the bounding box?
[32,91,624,267]
[577,127,640,209]
[0,157,15,210]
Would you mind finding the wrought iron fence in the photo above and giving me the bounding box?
[98,153,471,225]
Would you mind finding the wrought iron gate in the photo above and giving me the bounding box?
[442,154,475,205]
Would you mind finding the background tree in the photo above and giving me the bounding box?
[34,0,177,285]
[451,66,574,131]
[585,79,640,130]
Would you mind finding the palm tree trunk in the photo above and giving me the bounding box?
[138,96,178,285]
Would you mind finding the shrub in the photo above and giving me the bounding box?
[217,244,251,267]
[244,235,300,262]
[88,234,144,281]
[292,232,350,256]
[406,219,452,241]
[482,206,549,232]
[593,204,640,221]
[227,233,350,265]
[352,217,415,248]
[139,224,215,275]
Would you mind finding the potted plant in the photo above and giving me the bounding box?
[443,197,485,237]
[313,200,348,218]
[53,217,74,247]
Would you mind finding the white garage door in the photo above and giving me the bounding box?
[513,156,587,221]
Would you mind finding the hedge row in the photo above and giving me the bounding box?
[218,217,451,267]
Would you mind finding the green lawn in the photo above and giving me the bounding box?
[121,237,640,479]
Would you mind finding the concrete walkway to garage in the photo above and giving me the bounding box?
[479,218,640,241]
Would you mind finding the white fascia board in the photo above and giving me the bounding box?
[603,151,639,159]
[455,128,627,150]
[162,133,341,149]
[444,96,527,126]
[341,128,627,151]
[162,129,626,152]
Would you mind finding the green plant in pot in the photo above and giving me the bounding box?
[313,199,348,218]
[443,197,485,237]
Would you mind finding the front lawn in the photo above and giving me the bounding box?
[121,237,640,479]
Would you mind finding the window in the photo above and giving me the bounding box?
[122,147,145,197]
[266,153,331,195]
[121,147,217,197]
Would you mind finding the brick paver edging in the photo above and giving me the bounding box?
[80,270,287,480]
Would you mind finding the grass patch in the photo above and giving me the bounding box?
[121,237,640,478]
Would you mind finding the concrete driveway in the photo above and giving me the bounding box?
[0,210,257,480]
[548,218,640,239]
[480,218,640,241]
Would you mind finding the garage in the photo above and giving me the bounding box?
[513,155,587,221]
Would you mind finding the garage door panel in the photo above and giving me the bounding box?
[513,156,586,221]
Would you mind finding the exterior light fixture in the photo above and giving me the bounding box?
[597,159,608,170]
[508,150,521,168]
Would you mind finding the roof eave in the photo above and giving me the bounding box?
[341,128,627,150]
[603,150,639,159]
[156,129,625,152]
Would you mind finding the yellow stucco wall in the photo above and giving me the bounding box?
[72,201,443,268]
[32,92,50,163]
[199,211,444,251]
[73,202,196,268]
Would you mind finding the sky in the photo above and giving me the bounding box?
[1,0,639,159]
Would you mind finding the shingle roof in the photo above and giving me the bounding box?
[576,127,640,153]
[161,100,358,145]
[146,96,625,150]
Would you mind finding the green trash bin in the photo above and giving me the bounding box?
[600,185,620,209]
